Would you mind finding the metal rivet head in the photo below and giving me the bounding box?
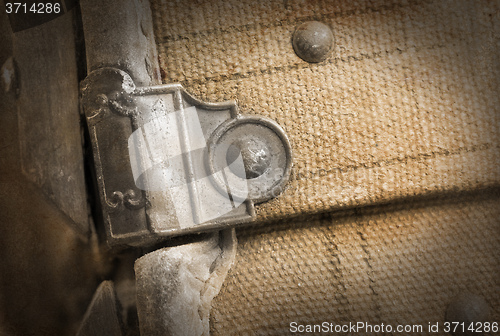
[208,115,292,204]
[226,138,271,179]
[292,21,334,63]
[446,292,491,336]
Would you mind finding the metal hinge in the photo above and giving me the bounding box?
[81,67,292,247]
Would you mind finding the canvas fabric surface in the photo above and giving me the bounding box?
[150,0,499,221]
[149,0,499,334]
[210,190,499,335]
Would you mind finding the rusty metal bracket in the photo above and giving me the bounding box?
[81,67,292,247]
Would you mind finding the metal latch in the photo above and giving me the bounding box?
[81,68,292,247]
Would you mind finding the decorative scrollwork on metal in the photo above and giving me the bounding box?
[107,189,147,212]
[81,68,139,123]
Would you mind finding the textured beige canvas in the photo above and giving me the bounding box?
[151,0,499,221]
[149,0,499,334]
[210,190,499,334]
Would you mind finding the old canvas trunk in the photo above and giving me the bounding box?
[0,0,498,335]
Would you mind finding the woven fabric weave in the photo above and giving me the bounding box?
[210,190,499,335]
[149,0,500,334]
[150,0,500,221]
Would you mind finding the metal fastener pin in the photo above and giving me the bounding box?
[292,21,334,63]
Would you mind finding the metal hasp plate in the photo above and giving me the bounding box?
[81,68,292,247]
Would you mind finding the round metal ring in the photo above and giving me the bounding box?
[207,115,292,204]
